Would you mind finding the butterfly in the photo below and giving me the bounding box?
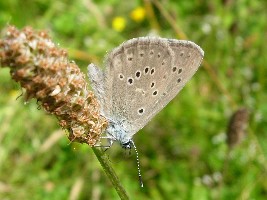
[88,37,204,149]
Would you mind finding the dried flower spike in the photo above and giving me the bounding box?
[0,26,107,146]
[226,108,249,148]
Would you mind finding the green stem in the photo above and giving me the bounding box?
[92,147,129,200]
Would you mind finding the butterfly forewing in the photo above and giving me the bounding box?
[147,40,204,124]
[103,38,176,134]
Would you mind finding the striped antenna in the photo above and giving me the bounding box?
[130,140,144,187]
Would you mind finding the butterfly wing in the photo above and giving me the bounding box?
[88,37,204,137]
[88,63,107,114]
[146,39,204,123]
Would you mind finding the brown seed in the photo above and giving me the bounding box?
[226,108,249,148]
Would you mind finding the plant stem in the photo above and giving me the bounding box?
[92,147,129,200]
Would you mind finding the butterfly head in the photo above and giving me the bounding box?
[121,141,132,149]
[106,122,143,186]
[106,120,132,148]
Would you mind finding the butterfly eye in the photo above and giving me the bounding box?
[144,66,149,74]
[118,73,124,80]
[152,90,158,96]
[128,77,134,85]
[138,108,145,115]
[150,68,155,75]
[135,71,141,78]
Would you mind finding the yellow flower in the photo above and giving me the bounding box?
[112,16,126,32]
[130,7,146,22]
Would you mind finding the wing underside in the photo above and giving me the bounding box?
[89,37,204,137]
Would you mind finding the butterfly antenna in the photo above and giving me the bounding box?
[130,140,144,187]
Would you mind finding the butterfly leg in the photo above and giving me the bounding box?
[93,141,112,152]
[93,136,115,150]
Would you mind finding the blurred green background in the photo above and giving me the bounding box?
[1,0,267,199]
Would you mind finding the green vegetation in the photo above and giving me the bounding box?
[1,0,267,199]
